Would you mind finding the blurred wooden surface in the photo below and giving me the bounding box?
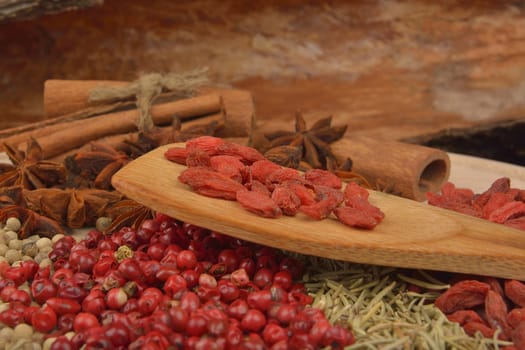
[1,0,525,141]
[0,0,102,23]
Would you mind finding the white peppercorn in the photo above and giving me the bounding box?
[4,230,18,242]
[42,336,55,350]
[35,237,52,250]
[39,258,52,269]
[5,249,22,264]
[96,216,112,232]
[51,234,65,244]
[8,238,23,250]
[12,323,33,341]
[33,252,47,264]
[5,217,21,232]
[0,243,8,256]
[22,242,38,258]
[0,326,14,342]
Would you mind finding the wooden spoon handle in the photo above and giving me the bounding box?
[112,144,525,280]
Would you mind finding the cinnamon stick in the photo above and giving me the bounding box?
[331,137,450,201]
[44,80,129,118]
[48,112,226,163]
[6,93,223,159]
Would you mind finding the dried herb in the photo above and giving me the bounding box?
[23,188,122,228]
[299,257,512,349]
[254,112,347,170]
[0,138,66,189]
[0,205,64,238]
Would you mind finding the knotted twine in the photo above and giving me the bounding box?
[87,67,209,131]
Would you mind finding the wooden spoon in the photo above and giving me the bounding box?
[112,144,525,280]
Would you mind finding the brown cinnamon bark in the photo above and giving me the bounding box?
[331,137,450,201]
[37,94,223,159]
[1,93,222,157]
[48,112,226,162]
[44,80,130,118]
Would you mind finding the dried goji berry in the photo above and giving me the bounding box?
[481,192,514,219]
[473,177,511,209]
[511,322,525,350]
[164,147,188,165]
[344,182,369,201]
[334,207,380,229]
[505,216,525,231]
[271,184,301,216]
[248,180,271,197]
[186,148,211,168]
[249,160,282,184]
[217,142,265,164]
[481,276,505,297]
[286,181,316,206]
[434,280,490,314]
[507,308,525,328]
[178,167,246,200]
[304,169,342,189]
[463,321,495,338]
[485,290,511,339]
[210,155,245,183]
[266,168,303,190]
[236,190,282,218]
[505,280,525,308]
[446,310,485,325]
[186,136,225,155]
[488,201,525,224]
[300,187,343,221]
[427,182,479,217]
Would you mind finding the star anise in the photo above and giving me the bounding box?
[254,112,348,170]
[0,186,23,208]
[172,116,223,142]
[105,199,154,233]
[0,205,64,239]
[0,138,66,189]
[66,142,131,190]
[23,188,123,228]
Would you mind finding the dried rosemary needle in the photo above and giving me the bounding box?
[297,256,513,350]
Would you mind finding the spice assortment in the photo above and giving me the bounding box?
[1,80,525,349]
[1,215,356,349]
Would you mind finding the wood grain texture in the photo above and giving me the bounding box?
[112,144,525,280]
[2,0,525,141]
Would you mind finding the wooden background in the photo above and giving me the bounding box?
[1,0,525,142]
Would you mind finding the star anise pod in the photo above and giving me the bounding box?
[256,112,348,170]
[0,186,23,208]
[0,138,66,189]
[117,131,165,159]
[172,116,223,142]
[23,188,123,228]
[105,199,154,233]
[0,205,64,238]
[66,142,131,190]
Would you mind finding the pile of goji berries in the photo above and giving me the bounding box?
[429,177,525,349]
[435,278,525,348]
[0,213,354,349]
[427,177,525,230]
[165,136,384,229]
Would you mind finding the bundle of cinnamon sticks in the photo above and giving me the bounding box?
[0,79,255,161]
